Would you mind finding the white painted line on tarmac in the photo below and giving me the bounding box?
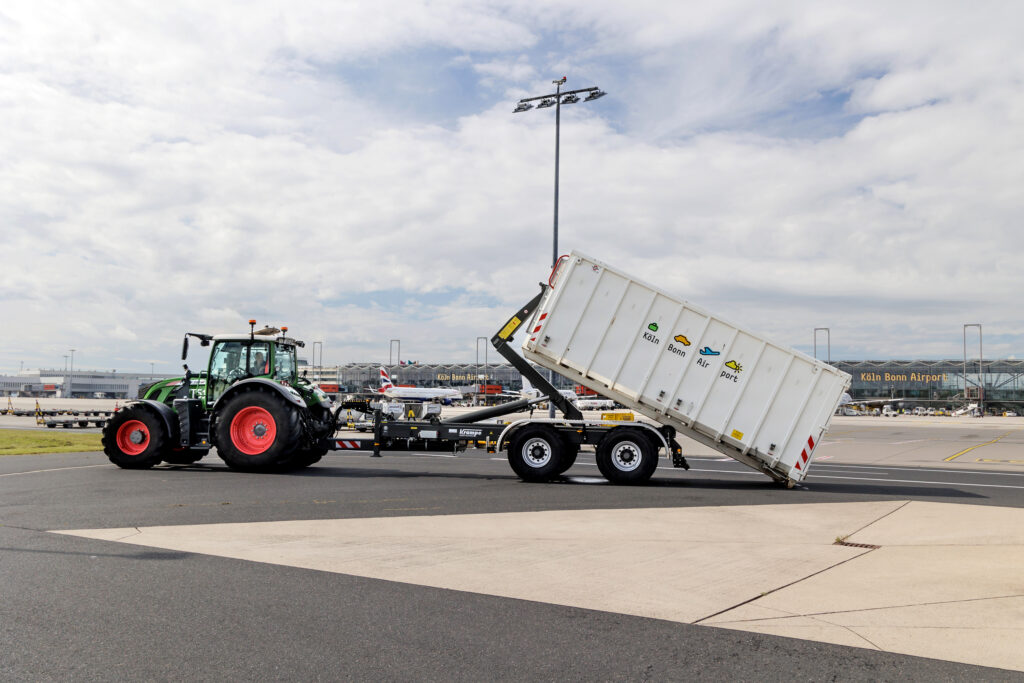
[813,463,893,471]
[413,452,458,458]
[806,474,1024,490]
[812,463,1024,477]
[0,464,109,477]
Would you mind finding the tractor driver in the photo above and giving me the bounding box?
[251,350,269,375]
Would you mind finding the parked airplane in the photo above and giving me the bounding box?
[378,367,462,404]
[837,392,901,416]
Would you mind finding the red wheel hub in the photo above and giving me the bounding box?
[230,406,277,455]
[115,420,150,456]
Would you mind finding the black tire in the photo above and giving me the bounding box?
[163,449,209,465]
[281,444,328,470]
[507,425,567,482]
[213,390,303,471]
[554,441,579,475]
[102,405,168,469]
[596,428,659,484]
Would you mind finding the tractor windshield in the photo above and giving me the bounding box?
[274,343,296,383]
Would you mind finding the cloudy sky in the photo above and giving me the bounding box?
[2,1,1022,375]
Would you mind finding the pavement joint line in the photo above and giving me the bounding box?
[944,429,1021,462]
[744,594,1024,622]
[694,544,877,625]
[807,473,1024,489]
[812,615,883,651]
[843,499,911,540]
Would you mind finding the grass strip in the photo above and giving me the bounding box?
[0,429,103,455]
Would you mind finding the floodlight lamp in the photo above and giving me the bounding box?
[513,102,533,113]
[584,90,607,101]
[536,98,556,109]
[561,93,580,104]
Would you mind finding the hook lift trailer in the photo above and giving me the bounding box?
[329,284,687,485]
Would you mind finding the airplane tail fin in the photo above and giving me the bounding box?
[379,367,393,392]
[521,375,533,397]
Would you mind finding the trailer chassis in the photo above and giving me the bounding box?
[322,286,687,484]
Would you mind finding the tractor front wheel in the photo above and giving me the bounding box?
[102,406,168,469]
[214,390,303,471]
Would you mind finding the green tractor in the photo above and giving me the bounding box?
[102,321,336,471]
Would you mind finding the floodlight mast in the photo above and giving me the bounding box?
[514,78,607,417]
[513,79,607,268]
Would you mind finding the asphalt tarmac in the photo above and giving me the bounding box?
[1,417,1022,680]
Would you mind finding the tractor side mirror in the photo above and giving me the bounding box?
[181,336,189,360]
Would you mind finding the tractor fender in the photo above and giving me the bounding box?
[211,378,307,416]
[113,399,180,443]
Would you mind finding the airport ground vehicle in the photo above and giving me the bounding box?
[331,252,850,485]
[102,322,335,470]
[105,253,850,484]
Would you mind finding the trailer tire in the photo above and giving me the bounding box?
[596,429,658,484]
[103,405,168,469]
[508,425,566,482]
[554,441,579,475]
[214,390,303,471]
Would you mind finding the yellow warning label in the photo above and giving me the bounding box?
[498,316,521,340]
[730,429,744,440]
[601,412,634,421]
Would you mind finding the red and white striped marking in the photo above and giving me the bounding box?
[532,312,547,334]
[335,440,364,449]
[793,435,816,471]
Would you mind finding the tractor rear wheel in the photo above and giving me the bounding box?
[214,390,302,471]
[103,405,168,469]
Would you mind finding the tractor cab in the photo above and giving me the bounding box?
[205,332,300,406]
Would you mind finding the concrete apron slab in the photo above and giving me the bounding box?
[56,500,1024,672]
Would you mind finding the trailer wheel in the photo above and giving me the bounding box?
[102,405,168,469]
[596,429,658,484]
[508,425,566,482]
[214,390,303,471]
[554,441,579,475]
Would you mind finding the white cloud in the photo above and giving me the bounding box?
[1,1,1023,373]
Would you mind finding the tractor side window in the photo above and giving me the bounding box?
[249,342,270,376]
[274,343,295,382]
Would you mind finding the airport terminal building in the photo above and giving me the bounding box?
[3,359,1022,410]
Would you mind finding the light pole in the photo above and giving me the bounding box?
[963,324,983,415]
[150,362,154,377]
[312,341,323,383]
[514,78,607,268]
[69,349,75,398]
[389,339,400,376]
[813,328,831,364]
[476,336,489,404]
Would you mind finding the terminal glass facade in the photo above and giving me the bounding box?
[832,360,1024,409]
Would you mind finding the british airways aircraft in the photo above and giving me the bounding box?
[378,367,462,404]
